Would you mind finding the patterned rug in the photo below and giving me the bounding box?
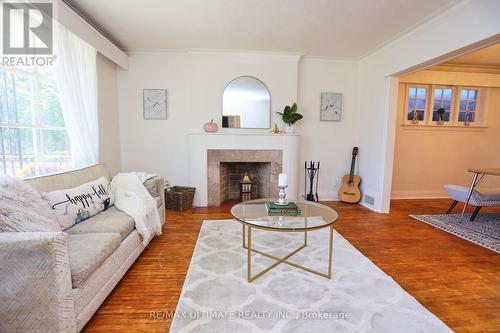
[410,213,500,254]
[169,220,451,333]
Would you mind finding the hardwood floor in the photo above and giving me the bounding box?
[82,199,500,333]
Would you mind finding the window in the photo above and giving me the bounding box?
[459,88,478,123]
[0,66,71,177]
[403,84,487,127]
[432,87,452,122]
[407,86,427,122]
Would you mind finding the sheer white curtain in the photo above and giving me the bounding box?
[55,26,98,168]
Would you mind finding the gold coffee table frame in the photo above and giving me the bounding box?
[231,199,338,283]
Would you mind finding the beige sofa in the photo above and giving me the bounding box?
[0,164,165,332]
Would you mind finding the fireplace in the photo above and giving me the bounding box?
[207,150,282,206]
[188,133,299,207]
[220,162,271,203]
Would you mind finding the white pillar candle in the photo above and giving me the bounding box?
[278,173,287,187]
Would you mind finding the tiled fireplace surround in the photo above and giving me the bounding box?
[208,150,282,206]
[188,133,300,207]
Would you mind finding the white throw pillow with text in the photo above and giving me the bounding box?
[43,176,114,230]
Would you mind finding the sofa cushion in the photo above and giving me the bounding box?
[1,176,60,230]
[66,206,135,241]
[68,233,121,288]
[0,204,60,232]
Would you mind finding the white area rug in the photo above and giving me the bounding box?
[170,220,451,333]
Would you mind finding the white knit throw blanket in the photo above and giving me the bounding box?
[110,172,162,245]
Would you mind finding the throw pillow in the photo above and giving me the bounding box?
[0,176,59,226]
[43,177,113,230]
[0,203,61,232]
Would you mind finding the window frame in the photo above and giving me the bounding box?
[0,65,70,177]
[430,85,454,124]
[403,83,487,128]
[456,86,481,125]
[404,84,429,125]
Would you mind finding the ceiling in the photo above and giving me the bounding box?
[445,42,500,67]
[66,0,457,58]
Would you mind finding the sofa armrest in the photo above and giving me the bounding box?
[143,175,166,225]
[0,232,76,333]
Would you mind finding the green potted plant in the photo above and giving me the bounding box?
[436,107,446,125]
[276,102,303,134]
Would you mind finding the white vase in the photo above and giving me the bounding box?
[284,125,295,134]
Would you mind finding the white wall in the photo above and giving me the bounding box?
[96,53,121,175]
[117,51,300,188]
[115,0,500,209]
[297,58,359,199]
[358,0,500,212]
[117,52,191,184]
[116,51,360,201]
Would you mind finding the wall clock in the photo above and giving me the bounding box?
[143,89,167,120]
[320,92,342,121]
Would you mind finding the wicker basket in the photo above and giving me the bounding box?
[165,186,196,211]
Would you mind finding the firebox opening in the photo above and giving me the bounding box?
[220,162,271,204]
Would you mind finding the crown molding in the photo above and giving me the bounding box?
[300,55,358,63]
[125,48,304,61]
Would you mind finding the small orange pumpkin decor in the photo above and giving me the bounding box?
[203,119,219,133]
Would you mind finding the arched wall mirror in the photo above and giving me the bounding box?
[222,76,271,129]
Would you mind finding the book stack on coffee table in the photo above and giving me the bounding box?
[265,201,301,215]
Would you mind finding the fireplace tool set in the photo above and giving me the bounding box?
[304,161,320,202]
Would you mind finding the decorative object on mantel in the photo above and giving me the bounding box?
[143,89,167,120]
[203,119,219,133]
[276,173,289,205]
[165,186,195,211]
[270,123,282,134]
[436,108,446,125]
[277,102,303,134]
[304,161,320,202]
[239,173,253,201]
[321,92,342,121]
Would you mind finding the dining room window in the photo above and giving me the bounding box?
[458,88,478,123]
[432,87,453,122]
[407,86,427,122]
[403,84,486,127]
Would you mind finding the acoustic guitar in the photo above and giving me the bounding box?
[338,147,361,203]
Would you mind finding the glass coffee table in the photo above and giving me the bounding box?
[230,198,338,282]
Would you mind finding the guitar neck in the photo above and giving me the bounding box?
[348,155,356,183]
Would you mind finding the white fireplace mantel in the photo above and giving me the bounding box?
[188,133,300,206]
